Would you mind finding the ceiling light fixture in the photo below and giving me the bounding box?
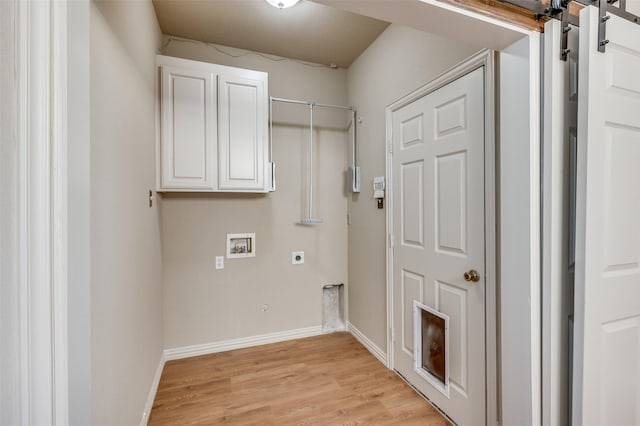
[264,0,301,9]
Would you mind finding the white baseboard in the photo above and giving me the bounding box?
[140,351,166,426]
[348,322,388,367]
[164,325,325,361]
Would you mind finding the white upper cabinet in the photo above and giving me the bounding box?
[218,72,267,191]
[156,55,269,192]
[160,63,217,190]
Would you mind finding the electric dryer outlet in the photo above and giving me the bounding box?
[292,251,304,265]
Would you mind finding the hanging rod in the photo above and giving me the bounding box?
[302,102,321,224]
[269,96,360,195]
[270,96,354,111]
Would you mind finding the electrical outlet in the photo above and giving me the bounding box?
[215,256,224,269]
[292,251,304,265]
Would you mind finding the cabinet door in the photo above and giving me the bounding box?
[160,65,216,190]
[217,73,267,191]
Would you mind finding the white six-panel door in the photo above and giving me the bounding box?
[574,6,640,425]
[391,66,485,426]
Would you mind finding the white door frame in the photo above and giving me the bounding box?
[542,18,578,426]
[2,1,70,423]
[385,49,497,425]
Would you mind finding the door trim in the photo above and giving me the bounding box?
[385,49,497,426]
[542,19,577,426]
[8,1,70,423]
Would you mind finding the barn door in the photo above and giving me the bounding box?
[573,5,640,425]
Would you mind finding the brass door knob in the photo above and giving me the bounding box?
[463,269,480,282]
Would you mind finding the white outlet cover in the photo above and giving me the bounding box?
[292,251,304,265]
[215,256,224,269]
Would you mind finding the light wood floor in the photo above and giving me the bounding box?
[149,332,449,425]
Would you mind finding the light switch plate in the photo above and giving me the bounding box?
[292,251,304,265]
[215,256,224,269]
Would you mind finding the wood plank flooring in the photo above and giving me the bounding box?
[149,332,449,425]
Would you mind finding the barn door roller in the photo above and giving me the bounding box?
[497,0,639,56]
[595,0,640,52]
[560,11,572,60]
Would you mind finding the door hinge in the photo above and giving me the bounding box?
[389,234,394,248]
[390,327,396,343]
[388,140,393,154]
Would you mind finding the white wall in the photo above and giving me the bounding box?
[346,24,480,352]
[160,38,349,349]
[499,35,541,426]
[90,1,163,424]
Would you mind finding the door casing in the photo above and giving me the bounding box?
[542,18,579,426]
[385,49,498,426]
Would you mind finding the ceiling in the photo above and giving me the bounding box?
[152,0,390,69]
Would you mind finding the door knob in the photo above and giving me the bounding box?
[463,269,480,282]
